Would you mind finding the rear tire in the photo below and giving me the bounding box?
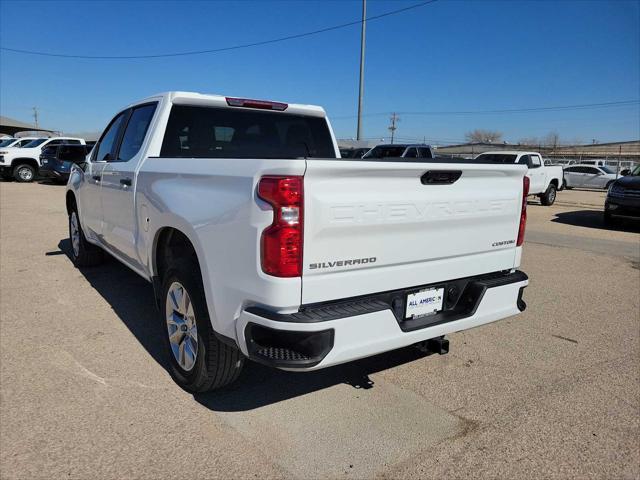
[540,183,557,206]
[161,259,244,392]
[68,206,104,267]
[13,164,35,182]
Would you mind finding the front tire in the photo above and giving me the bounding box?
[540,183,557,206]
[13,164,35,182]
[604,210,616,226]
[68,207,104,267]
[161,259,244,392]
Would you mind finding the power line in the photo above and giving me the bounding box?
[331,100,640,119]
[0,1,439,59]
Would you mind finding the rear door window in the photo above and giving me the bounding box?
[116,103,157,162]
[160,105,336,159]
[418,147,432,158]
[404,148,417,158]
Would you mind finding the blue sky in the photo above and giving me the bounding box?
[1,0,638,144]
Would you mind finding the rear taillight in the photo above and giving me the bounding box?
[226,97,288,111]
[258,176,303,277]
[517,176,529,246]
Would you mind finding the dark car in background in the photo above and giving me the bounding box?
[339,147,370,158]
[39,144,88,183]
[362,144,434,159]
[604,164,640,225]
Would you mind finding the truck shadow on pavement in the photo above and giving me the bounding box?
[56,239,435,411]
[551,210,640,233]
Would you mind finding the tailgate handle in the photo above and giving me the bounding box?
[421,170,462,185]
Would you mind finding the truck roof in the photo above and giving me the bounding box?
[372,143,432,148]
[129,91,328,118]
[478,151,541,156]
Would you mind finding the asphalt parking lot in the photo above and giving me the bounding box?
[1,181,638,479]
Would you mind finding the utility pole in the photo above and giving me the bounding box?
[356,0,366,141]
[388,113,399,143]
[32,107,39,128]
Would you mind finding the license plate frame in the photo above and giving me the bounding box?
[405,287,445,319]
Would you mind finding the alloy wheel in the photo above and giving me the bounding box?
[165,281,198,371]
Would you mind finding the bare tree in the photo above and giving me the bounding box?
[518,137,539,146]
[544,131,561,150]
[465,129,503,143]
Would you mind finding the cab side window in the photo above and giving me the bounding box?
[94,111,128,162]
[116,103,157,162]
[530,155,542,168]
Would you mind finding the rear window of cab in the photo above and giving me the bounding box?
[160,105,337,159]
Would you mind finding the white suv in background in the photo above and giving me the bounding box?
[0,137,86,182]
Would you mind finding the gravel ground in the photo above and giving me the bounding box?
[1,181,638,479]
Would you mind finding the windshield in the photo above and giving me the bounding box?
[0,139,16,147]
[630,165,640,176]
[600,166,616,174]
[475,153,518,164]
[362,146,407,158]
[22,138,47,148]
[160,105,336,159]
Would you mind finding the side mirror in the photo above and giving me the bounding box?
[58,146,88,164]
[621,169,630,176]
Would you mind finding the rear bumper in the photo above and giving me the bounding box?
[236,270,528,370]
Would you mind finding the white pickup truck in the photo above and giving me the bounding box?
[0,136,86,182]
[475,151,564,205]
[65,92,530,392]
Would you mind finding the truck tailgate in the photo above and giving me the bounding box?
[301,160,526,304]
